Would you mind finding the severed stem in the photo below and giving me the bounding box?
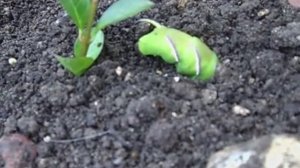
[139,18,163,28]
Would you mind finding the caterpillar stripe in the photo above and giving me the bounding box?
[138,19,218,81]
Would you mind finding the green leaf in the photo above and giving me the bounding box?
[59,0,91,29]
[56,56,94,76]
[86,30,104,60]
[96,0,154,30]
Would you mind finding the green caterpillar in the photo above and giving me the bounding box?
[138,19,219,81]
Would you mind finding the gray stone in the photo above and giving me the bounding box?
[271,22,300,48]
[85,113,98,127]
[50,119,67,139]
[201,88,217,104]
[17,116,39,135]
[145,119,177,152]
[181,101,191,114]
[39,82,73,106]
[4,116,17,134]
[126,96,159,122]
[206,134,300,168]
[37,142,52,158]
[172,82,197,100]
[56,68,65,77]
[83,128,98,138]
[115,97,126,108]
[113,148,127,165]
[126,115,140,127]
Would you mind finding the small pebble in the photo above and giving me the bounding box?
[43,136,51,143]
[178,0,188,8]
[37,41,43,49]
[8,58,17,66]
[171,112,179,118]
[232,105,251,116]
[55,19,60,25]
[173,76,180,82]
[257,9,270,17]
[115,66,123,76]
[291,56,300,65]
[156,70,163,75]
[4,7,10,15]
[21,50,26,56]
[56,69,65,77]
[113,157,123,165]
[248,77,255,84]
[124,72,132,81]
[126,115,140,127]
[201,89,218,104]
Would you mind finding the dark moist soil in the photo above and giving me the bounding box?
[1,0,300,167]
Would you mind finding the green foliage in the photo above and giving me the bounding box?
[59,0,91,30]
[86,30,104,60]
[138,19,219,81]
[56,56,94,76]
[57,0,154,76]
[96,0,155,30]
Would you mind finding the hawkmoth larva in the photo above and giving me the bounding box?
[137,19,219,81]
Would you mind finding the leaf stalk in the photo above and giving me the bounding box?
[79,0,99,57]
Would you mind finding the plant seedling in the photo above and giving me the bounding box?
[57,0,154,76]
[137,19,219,81]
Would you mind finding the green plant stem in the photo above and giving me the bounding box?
[79,0,99,57]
